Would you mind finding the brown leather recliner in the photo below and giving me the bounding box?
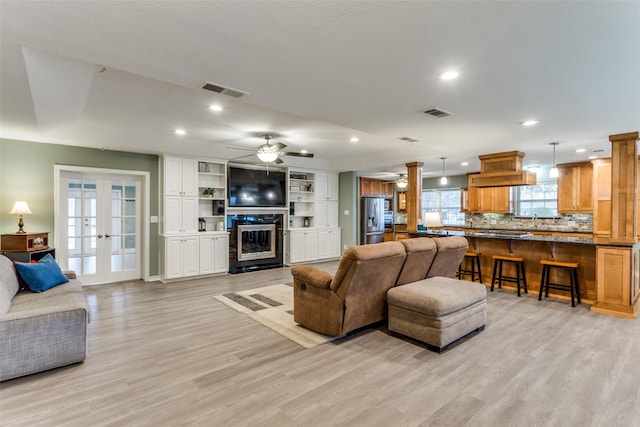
[291,241,406,336]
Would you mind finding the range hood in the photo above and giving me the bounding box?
[468,151,536,187]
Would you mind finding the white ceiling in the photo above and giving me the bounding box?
[1,1,639,179]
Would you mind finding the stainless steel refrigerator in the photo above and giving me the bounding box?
[361,197,385,244]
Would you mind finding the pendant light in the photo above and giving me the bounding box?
[396,174,408,189]
[549,142,559,178]
[440,157,448,185]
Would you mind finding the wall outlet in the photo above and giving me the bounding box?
[343,244,348,250]
[344,210,349,215]
[490,220,497,225]
[567,220,576,226]
[150,216,159,223]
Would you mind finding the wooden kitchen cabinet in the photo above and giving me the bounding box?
[557,162,593,213]
[466,186,511,213]
[592,159,612,236]
[360,178,382,197]
[383,182,394,198]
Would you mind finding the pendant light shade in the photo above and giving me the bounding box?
[440,157,448,185]
[549,142,559,178]
[396,174,408,189]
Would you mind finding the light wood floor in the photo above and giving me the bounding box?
[2,262,640,426]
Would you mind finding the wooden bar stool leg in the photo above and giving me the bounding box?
[538,265,547,301]
[491,259,498,292]
[521,262,528,294]
[476,256,483,284]
[471,258,476,282]
[498,260,503,289]
[574,268,581,304]
[516,262,521,297]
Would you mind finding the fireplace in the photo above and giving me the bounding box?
[237,224,276,261]
[227,213,283,273]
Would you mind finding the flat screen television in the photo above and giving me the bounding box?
[228,166,286,207]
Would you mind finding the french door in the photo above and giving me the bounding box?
[57,170,143,284]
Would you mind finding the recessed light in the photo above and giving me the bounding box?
[520,120,539,126]
[440,70,459,80]
[209,104,223,111]
[300,149,308,154]
[461,162,469,166]
[576,148,586,153]
[350,137,359,143]
[588,155,598,159]
[174,128,186,136]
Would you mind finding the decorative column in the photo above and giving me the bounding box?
[592,131,639,318]
[609,132,639,242]
[405,162,423,232]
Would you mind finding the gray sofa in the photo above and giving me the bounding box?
[0,254,90,381]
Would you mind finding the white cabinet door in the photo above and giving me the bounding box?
[326,200,339,227]
[315,200,327,228]
[199,235,215,275]
[328,173,339,200]
[315,172,328,200]
[183,236,199,277]
[182,197,198,234]
[164,157,184,196]
[288,231,306,264]
[315,200,339,227]
[165,237,184,280]
[181,158,199,197]
[304,230,318,261]
[200,234,229,275]
[164,196,183,234]
[213,234,229,273]
[318,228,340,259]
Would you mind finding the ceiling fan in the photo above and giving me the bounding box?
[228,134,314,164]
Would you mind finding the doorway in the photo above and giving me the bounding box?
[55,166,149,285]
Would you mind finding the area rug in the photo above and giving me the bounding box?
[214,284,339,348]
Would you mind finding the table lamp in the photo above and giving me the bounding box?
[9,201,32,234]
[423,212,443,230]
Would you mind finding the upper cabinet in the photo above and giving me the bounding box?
[360,177,394,198]
[557,161,593,213]
[466,186,511,213]
[592,159,612,236]
[164,156,198,197]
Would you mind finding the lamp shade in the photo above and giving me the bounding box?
[423,211,443,228]
[9,201,32,215]
[257,145,279,163]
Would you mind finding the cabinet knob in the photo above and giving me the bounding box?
[97,234,103,238]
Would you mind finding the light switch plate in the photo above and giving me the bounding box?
[150,216,159,223]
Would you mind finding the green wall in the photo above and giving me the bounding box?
[0,139,160,276]
[338,171,358,251]
[423,174,468,189]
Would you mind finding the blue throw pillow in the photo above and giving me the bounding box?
[14,255,69,292]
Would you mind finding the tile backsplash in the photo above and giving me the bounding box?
[465,213,593,232]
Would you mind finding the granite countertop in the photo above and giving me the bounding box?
[454,226,592,234]
[409,229,637,247]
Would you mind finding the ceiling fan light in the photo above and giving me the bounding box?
[396,180,408,189]
[257,145,279,163]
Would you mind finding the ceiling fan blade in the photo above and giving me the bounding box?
[272,142,287,150]
[226,145,256,152]
[274,157,284,165]
[282,151,314,158]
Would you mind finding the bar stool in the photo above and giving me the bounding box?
[538,260,581,307]
[457,251,483,283]
[491,255,527,297]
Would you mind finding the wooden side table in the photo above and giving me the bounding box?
[1,248,56,263]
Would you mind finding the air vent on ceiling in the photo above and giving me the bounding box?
[423,107,453,118]
[202,81,248,98]
[399,137,418,143]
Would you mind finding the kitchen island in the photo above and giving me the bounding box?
[409,229,640,317]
